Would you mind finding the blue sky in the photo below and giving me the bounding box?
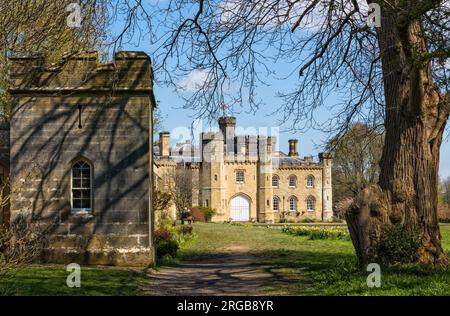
[109,7,450,180]
[152,77,450,179]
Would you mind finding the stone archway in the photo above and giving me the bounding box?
[230,194,250,222]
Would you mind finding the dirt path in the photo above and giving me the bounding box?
[141,246,274,296]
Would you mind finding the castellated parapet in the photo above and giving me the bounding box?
[9,51,154,94]
[7,51,155,266]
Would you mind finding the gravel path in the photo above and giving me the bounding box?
[142,246,273,296]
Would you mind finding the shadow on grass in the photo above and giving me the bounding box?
[0,265,149,296]
[176,247,450,296]
[255,249,450,295]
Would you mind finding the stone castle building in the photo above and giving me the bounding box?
[1,51,156,266]
[155,117,333,222]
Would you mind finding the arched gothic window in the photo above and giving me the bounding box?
[71,160,92,212]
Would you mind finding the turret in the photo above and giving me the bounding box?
[218,116,236,156]
[319,152,333,221]
[200,132,224,219]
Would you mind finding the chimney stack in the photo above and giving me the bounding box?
[288,139,299,157]
[159,132,170,157]
[218,116,236,155]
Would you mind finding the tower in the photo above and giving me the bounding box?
[200,132,225,220]
[319,152,333,221]
[218,116,236,160]
[8,51,155,266]
[257,136,275,223]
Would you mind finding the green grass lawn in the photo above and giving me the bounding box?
[179,222,450,296]
[1,223,449,295]
[0,265,149,296]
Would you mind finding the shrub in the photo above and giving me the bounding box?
[177,225,193,235]
[154,227,173,242]
[155,223,195,259]
[282,226,350,240]
[0,215,54,294]
[370,225,420,265]
[1,215,52,269]
[155,239,179,258]
[154,227,178,259]
[197,206,216,222]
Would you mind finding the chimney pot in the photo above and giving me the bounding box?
[159,132,170,157]
[288,139,299,157]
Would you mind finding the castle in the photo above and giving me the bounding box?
[154,117,333,223]
[1,51,155,266]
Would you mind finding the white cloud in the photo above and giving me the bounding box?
[177,69,209,92]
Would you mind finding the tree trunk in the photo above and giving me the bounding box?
[346,9,450,265]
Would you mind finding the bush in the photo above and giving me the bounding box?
[1,215,52,269]
[282,226,350,240]
[155,223,195,259]
[154,227,178,259]
[370,225,420,265]
[155,239,179,258]
[177,225,193,235]
[196,206,216,222]
[0,215,54,294]
[154,227,173,242]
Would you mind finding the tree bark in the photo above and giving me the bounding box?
[346,8,450,265]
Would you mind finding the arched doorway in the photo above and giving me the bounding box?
[230,195,250,222]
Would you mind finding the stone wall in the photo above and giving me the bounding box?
[8,51,155,266]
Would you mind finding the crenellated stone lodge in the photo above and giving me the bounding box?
[1,51,156,266]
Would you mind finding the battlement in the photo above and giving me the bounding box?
[319,152,333,161]
[218,116,236,126]
[8,51,153,94]
[201,131,224,141]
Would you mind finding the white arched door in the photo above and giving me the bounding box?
[230,195,250,221]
